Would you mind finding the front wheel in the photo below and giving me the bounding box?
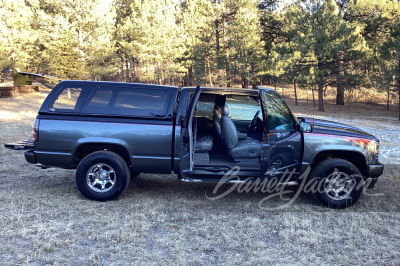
[76,151,131,201]
[308,158,364,208]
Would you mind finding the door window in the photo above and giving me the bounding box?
[225,95,262,121]
[261,90,297,131]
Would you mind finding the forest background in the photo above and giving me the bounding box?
[1,0,399,116]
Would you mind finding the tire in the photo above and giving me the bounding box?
[76,151,131,201]
[308,158,364,208]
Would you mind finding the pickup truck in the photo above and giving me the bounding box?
[5,80,384,208]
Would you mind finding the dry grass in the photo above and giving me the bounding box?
[1,92,400,265]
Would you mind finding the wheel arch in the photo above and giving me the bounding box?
[73,142,131,169]
[310,150,367,178]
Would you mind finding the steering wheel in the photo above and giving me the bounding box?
[249,110,261,128]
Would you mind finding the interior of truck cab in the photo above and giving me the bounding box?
[190,92,264,176]
[179,87,302,180]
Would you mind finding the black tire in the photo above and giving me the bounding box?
[308,158,363,208]
[76,151,131,201]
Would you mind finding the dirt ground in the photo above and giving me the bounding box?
[0,92,399,265]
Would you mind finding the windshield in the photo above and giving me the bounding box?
[261,90,298,131]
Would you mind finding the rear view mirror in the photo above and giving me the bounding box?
[300,121,312,133]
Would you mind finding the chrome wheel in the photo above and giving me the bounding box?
[86,163,116,193]
[310,158,363,208]
[324,171,354,201]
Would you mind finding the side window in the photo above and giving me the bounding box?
[51,87,83,111]
[87,89,112,108]
[195,94,216,118]
[261,90,296,131]
[114,90,168,111]
[82,87,171,117]
[225,95,261,120]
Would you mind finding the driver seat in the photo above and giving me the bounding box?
[221,105,262,159]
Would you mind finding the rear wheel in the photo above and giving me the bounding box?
[76,151,131,201]
[309,158,363,208]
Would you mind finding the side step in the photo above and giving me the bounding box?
[180,177,299,186]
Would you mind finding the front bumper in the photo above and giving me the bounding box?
[367,164,384,178]
[364,163,384,189]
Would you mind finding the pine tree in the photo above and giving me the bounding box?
[380,23,400,119]
[113,0,185,84]
[268,0,367,111]
[345,0,400,119]
[228,0,266,88]
[179,0,217,86]
[0,0,37,73]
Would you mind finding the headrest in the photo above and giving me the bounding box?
[222,104,229,116]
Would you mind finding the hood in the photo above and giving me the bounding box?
[302,117,378,141]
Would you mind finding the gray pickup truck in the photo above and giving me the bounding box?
[6,81,383,208]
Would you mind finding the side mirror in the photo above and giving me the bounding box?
[300,121,312,133]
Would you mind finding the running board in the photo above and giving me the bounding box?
[180,177,299,186]
[193,165,259,173]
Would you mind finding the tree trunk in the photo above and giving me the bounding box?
[398,77,400,121]
[206,57,213,87]
[318,61,325,111]
[312,87,316,108]
[336,83,345,105]
[223,17,230,87]
[294,79,298,106]
[336,58,345,105]
[120,63,124,81]
[398,49,400,121]
[132,58,136,79]
[347,88,351,112]
[188,66,194,86]
[126,56,130,80]
[318,79,324,111]
[241,77,247,88]
[215,20,220,52]
[161,67,164,85]
[306,88,309,106]
[387,85,390,111]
